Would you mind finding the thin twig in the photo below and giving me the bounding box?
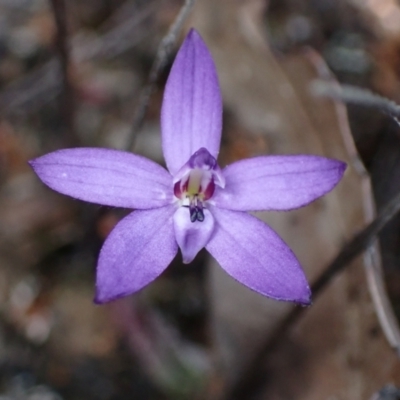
[49,0,77,145]
[224,189,400,400]
[311,81,400,125]
[124,0,196,152]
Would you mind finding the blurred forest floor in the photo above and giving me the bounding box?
[1,0,400,399]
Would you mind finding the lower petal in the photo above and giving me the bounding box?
[206,207,311,304]
[173,207,215,263]
[95,206,178,303]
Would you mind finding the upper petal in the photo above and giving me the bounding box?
[95,205,178,303]
[173,207,215,263]
[29,148,173,209]
[206,207,311,304]
[213,155,346,211]
[161,29,222,175]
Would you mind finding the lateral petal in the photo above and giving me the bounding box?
[206,207,311,304]
[161,29,222,175]
[29,148,173,209]
[213,155,346,211]
[95,206,178,303]
[173,207,215,263]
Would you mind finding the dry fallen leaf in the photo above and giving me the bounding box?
[192,1,400,398]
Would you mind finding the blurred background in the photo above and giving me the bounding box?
[1,0,400,399]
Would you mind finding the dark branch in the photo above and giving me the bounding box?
[49,0,77,145]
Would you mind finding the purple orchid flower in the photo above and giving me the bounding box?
[29,29,346,305]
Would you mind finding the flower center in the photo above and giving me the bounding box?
[174,168,215,222]
[173,148,225,222]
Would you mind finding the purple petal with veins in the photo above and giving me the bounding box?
[30,148,173,209]
[213,155,346,211]
[95,205,178,303]
[206,207,311,304]
[161,29,222,175]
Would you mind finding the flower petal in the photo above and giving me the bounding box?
[95,206,178,303]
[173,207,215,263]
[161,29,222,175]
[206,207,311,304]
[213,155,346,211]
[30,148,173,209]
